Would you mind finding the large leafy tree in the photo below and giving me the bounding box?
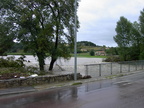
[0,23,14,55]
[0,20,15,55]
[0,1,16,55]
[114,16,132,61]
[130,21,142,60]
[0,0,79,71]
[114,11,144,61]
[46,0,79,70]
[139,9,144,59]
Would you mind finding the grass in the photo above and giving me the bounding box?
[72,53,107,58]
[72,82,83,85]
[105,74,125,79]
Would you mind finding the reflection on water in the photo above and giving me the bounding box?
[84,80,113,92]
[0,80,114,108]
[0,87,79,108]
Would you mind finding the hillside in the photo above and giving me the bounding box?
[77,41,106,53]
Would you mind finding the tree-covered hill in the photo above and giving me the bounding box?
[77,41,97,47]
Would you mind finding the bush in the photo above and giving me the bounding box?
[0,56,25,68]
[104,56,121,62]
[0,55,39,79]
[89,50,95,56]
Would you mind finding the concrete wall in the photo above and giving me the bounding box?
[0,73,82,88]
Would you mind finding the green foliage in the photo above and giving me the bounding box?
[77,41,96,47]
[114,16,132,47]
[105,74,125,79]
[106,47,118,56]
[0,23,15,55]
[139,9,144,35]
[139,51,144,60]
[139,9,144,59]
[89,50,95,56]
[0,56,40,79]
[104,56,121,62]
[8,42,24,53]
[72,53,106,58]
[0,67,28,79]
[114,16,132,61]
[0,0,80,71]
[113,12,144,61]
[77,41,96,53]
[72,82,82,86]
[0,56,24,68]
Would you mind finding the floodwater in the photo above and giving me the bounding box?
[1,72,144,108]
[4,55,103,65]
[2,55,103,76]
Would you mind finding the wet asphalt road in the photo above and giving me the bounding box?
[1,72,144,108]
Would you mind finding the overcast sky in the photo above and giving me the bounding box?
[77,0,144,47]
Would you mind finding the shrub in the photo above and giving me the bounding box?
[0,56,25,68]
[89,50,95,56]
[0,55,39,79]
[104,56,121,62]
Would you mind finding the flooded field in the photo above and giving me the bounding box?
[1,55,103,76]
[1,55,143,77]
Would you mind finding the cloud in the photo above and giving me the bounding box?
[77,0,144,47]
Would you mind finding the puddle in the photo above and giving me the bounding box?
[114,80,132,86]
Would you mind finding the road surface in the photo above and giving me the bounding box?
[0,72,144,108]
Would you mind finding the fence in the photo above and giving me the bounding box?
[84,60,144,78]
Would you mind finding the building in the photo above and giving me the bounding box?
[95,50,106,56]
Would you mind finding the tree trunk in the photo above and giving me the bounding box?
[49,57,57,71]
[37,52,45,71]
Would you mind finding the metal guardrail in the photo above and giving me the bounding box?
[84,60,144,77]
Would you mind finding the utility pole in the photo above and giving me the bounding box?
[74,0,77,81]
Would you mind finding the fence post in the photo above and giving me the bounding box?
[111,63,112,75]
[141,61,143,70]
[128,62,130,72]
[140,61,143,70]
[99,64,101,77]
[120,63,122,73]
[142,61,144,70]
[135,62,137,71]
[85,65,88,76]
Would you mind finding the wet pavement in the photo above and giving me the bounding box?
[1,71,144,108]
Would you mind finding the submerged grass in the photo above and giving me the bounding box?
[72,82,83,86]
[72,53,106,58]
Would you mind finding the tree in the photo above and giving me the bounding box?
[0,0,79,71]
[0,22,15,55]
[130,21,141,60]
[0,3,16,56]
[47,0,80,70]
[114,9,144,61]
[106,47,118,56]
[77,41,96,47]
[114,16,132,61]
[8,42,24,53]
[139,9,144,59]
[89,49,95,56]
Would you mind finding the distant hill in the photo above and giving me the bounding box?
[77,41,105,53]
[77,41,97,47]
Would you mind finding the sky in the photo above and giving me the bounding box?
[77,0,144,47]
